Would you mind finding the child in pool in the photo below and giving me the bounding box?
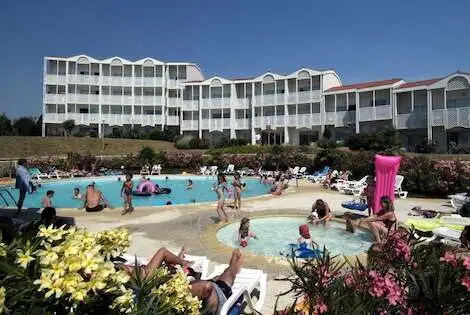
[42,190,54,208]
[121,173,134,215]
[298,224,318,248]
[238,217,257,247]
[344,212,355,233]
[186,179,193,190]
[73,187,82,199]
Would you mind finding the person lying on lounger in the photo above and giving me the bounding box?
[122,247,243,315]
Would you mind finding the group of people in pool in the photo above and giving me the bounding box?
[235,195,399,251]
[260,173,288,195]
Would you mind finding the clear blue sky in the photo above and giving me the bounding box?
[1,0,469,118]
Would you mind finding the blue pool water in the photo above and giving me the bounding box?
[216,217,373,257]
[3,176,269,208]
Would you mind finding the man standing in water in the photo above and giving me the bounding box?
[15,159,31,215]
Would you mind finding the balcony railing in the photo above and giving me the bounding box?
[396,112,428,129]
[181,120,199,130]
[43,113,66,123]
[166,116,180,126]
[45,74,67,85]
[183,100,199,110]
[446,107,470,129]
[234,119,249,129]
[235,98,250,108]
[359,105,392,122]
[44,94,66,104]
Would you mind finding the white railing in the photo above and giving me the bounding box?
[101,76,111,85]
[432,109,445,126]
[234,119,249,129]
[359,105,392,121]
[133,115,156,126]
[122,77,132,86]
[235,98,250,108]
[336,111,355,127]
[446,107,470,129]
[183,100,199,110]
[111,77,123,86]
[311,90,321,101]
[254,95,262,105]
[67,94,89,103]
[276,115,285,126]
[222,98,231,107]
[287,93,296,104]
[45,74,67,85]
[167,79,180,89]
[396,112,428,129]
[264,116,276,127]
[181,120,199,130]
[324,112,336,125]
[253,117,262,128]
[312,113,322,125]
[167,98,180,107]
[298,91,311,103]
[288,115,297,126]
[90,76,100,85]
[44,94,66,104]
[102,114,124,126]
[276,94,285,105]
[206,118,229,131]
[89,95,99,104]
[142,96,154,105]
[166,116,179,126]
[43,113,66,123]
[263,94,275,105]
[298,114,311,127]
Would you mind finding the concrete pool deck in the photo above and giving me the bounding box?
[2,178,454,313]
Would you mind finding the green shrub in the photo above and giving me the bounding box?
[345,128,402,153]
[175,135,194,149]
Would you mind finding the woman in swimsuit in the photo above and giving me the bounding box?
[311,199,332,225]
[214,174,228,222]
[121,173,134,215]
[359,195,396,243]
[270,175,283,196]
[232,172,242,210]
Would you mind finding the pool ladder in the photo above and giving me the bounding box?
[0,189,17,207]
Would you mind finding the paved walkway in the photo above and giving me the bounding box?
[2,179,452,314]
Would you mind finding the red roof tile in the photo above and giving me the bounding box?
[397,78,441,89]
[325,78,402,92]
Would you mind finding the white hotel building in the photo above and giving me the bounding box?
[43,55,470,152]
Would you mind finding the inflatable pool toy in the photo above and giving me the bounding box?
[341,201,368,211]
[137,181,156,193]
[154,188,171,195]
[288,243,321,259]
[132,191,152,197]
[374,155,401,214]
[405,217,464,232]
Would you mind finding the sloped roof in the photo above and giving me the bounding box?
[325,78,402,92]
[397,78,442,89]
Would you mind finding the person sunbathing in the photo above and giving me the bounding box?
[123,248,243,315]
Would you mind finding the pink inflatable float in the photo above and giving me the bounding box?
[137,181,156,193]
[373,155,401,214]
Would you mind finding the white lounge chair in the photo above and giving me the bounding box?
[120,253,209,281]
[290,166,300,178]
[449,193,470,210]
[395,175,408,199]
[210,166,218,176]
[432,227,462,247]
[298,166,307,178]
[198,166,208,175]
[140,166,150,176]
[28,167,50,180]
[208,264,267,315]
[151,164,162,175]
[224,164,235,174]
[343,176,369,196]
[439,214,470,226]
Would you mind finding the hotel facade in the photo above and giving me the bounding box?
[42,55,470,152]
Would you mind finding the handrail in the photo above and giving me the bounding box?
[0,189,17,207]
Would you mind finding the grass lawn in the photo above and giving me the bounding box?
[0,136,181,158]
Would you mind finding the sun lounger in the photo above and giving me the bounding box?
[395,175,408,199]
[198,166,208,175]
[439,214,470,226]
[208,264,267,315]
[28,167,50,180]
[449,193,470,210]
[343,176,369,196]
[306,166,330,183]
[140,166,150,176]
[210,166,218,176]
[150,164,162,175]
[120,253,209,280]
[298,166,307,178]
[224,164,235,175]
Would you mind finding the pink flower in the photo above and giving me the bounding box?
[463,256,470,271]
[344,274,355,287]
[440,251,458,267]
[315,301,328,314]
[461,274,470,292]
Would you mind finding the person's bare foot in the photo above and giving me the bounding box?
[178,246,187,258]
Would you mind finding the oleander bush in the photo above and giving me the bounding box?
[0,225,202,314]
[275,230,470,315]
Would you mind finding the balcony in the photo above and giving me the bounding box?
[101,95,123,105]
[43,113,66,123]
[65,113,101,125]
[263,94,275,105]
[45,74,66,85]
[222,97,231,107]
[166,116,180,126]
[181,120,199,130]
[68,94,89,103]
[288,115,297,126]
[396,111,428,129]
[335,111,356,127]
[183,100,199,110]
[446,107,470,129]
[167,79,180,89]
[234,119,249,129]
[68,74,90,85]
[167,98,180,107]
[133,114,161,126]
[275,115,285,126]
[234,98,250,108]
[102,114,125,126]
[324,112,336,125]
[44,94,66,104]
[359,105,392,122]
[201,99,223,109]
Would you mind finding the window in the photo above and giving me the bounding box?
[183,111,192,120]
[254,107,261,117]
[67,104,76,113]
[202,110,210,119]
[276,105,285,115]
[90,105,99,114]
[79,107,89,114]
[263,106,275,116]
[298,103,311,114]
[312,102,320,113]
[222,109,230,118]
[45,104,56,113]
[155,106,162,115]
[134,106,142,115]
[123,106,132,115]
[101,105,109,114]
[58,104,65,113]
[288,104,296,115]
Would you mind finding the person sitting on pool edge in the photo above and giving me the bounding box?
[82,184,112,212]
[41,190,54,209]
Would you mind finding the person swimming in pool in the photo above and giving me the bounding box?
[298,224,318,248]
[213,173,228,222]
[73,187,82,199]
[186,179,193,190]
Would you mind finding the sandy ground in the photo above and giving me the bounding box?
[1,179,452,314]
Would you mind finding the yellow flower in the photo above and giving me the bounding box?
[71,288,87,302]
[110,288,135,313]
[44,278,64,299]
[35,243,59,265]
[112,270,130,284]
[0,243,7,257]
[0,286,5,314]
[16,248,35,269]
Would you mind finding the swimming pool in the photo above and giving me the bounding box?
[3,176,270,208]
[216,216,373,257]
